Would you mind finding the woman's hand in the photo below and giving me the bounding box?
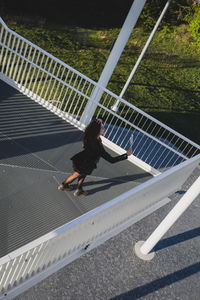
[126,147,132,156]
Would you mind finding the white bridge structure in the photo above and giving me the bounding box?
[0,3,200,299]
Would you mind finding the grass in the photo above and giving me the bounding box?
[6,21,200,145]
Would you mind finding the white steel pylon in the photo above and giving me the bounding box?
[135,176,200,260]
[80,0,147,125]
[111,0,172,112]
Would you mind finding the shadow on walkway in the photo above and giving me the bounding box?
[111,261,200,300]
[83,173,150,195]
[154,227,200,252]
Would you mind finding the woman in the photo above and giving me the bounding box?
[58,118,132,196]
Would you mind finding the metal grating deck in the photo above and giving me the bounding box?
[0,79,152,258]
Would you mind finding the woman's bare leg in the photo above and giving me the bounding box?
[58,172,80,191]
[77,175,86,190]
[74,175,88,196]
[63,172,80,185]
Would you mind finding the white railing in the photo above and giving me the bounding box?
[0,18,200,173]
[0,154,200,299]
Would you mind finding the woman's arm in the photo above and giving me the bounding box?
[100,144,131,163]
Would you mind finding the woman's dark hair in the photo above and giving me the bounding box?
[83,119,101,146]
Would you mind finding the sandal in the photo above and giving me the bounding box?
[73,189,88,196]
[58,182,73,191]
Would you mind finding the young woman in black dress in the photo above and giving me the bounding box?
[58,118,132,196]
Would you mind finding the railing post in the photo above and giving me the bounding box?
[134,176,200,260]
[80,0,147,126]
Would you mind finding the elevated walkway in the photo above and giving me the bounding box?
[0,80,152,258]
[0,17,200,299]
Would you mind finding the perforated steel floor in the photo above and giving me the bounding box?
[0,80,152,258]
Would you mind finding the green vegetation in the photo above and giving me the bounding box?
[185,4,200,52]
[6,17,200,145]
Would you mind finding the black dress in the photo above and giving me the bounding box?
[71,139,128,175]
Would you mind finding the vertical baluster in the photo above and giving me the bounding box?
[9,37,20,79]
[12,39,24,81]
[47,65,61,103]
[75,82,91,120]
[0,26,5,66]
[114,107,131,145]
[97,93,110,122]
[56,68,70,109]
[162,140,186,169]
[152,131,175,169]
[133,118,153,157]
[0,261,10,287]
[72,79,86,117]
[5,34,16,76]
[7,256,23,289]
[2,259,15,290]
[52,66,66,107]
[190,148,198,158]
[182,142,192,158]
[1,30,10,73]
[63,73,78,112]
[121,127,132,149]
[139,123,160,160]
[38,57,52,99]
[58,70,74,111]
[44,61,57,101]
[147,129,170,167]
[29,50,42,93]
[15,41,28,83]
[33,53,46,96]
[68,77,83,115]
[26,247,40,277]
[106,113,117,140]
[19,45,33,90]
[23,47,37,90]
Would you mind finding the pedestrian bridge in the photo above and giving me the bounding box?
[0,18,200,299]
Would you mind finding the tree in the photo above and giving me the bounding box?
[140,0,196,30]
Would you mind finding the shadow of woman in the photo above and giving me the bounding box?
[83,173,150,195]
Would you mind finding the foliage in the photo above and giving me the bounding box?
[140,0,197,31]
[184,4,200,52]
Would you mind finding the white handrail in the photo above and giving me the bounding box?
[96,102,188,160]
[1,153,199,266]
[0,18,97,85]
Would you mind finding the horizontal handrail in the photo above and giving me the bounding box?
[0,18,97,86]
[0,43,93,101]
[96,101,188,160]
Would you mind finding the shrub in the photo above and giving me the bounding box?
[185,4,200,52]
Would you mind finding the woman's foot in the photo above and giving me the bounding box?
[73,189,88,196]
[58,183,73,191]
